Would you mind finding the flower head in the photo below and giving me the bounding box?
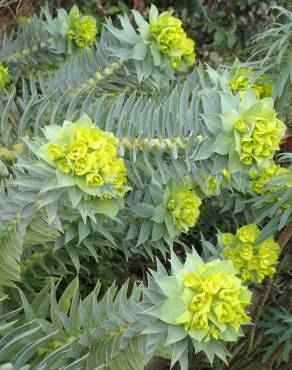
[149,11,196,69]
[228,67,273,99]
[68,140,87,160]
[236,224,260,243]
[221,224,280,283]
[219,90,286,169]
[249,163,292,206]
[39,115,128,198]
[86,172,104,187]
[74,154,93,176]
[48,144,66,160]
[234,117,248,133]
[221,233,236,247]
[57,158,71,174]
[252,82,273,99]
[155,252,251,344]
[167,186,201,231]
[67,6,97,48]
[229,71,250,93]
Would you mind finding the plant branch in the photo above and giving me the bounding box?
[277,221,292,249]
[247,277,272,355]
[246,221,292,355]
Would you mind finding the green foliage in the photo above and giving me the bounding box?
[0,3,291,370]
[0,279,155,369]
[259,307,292,366]
[249,6,292,118]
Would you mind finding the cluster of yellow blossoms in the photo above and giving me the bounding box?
[0,65,9,88]
[249,163,292,204]
[149,12,196,69]
[43,117,127,198]
[234,112,285,166]
[221,224,280,283]
[175,261,251,341]
[229,68,273,99]
[167,186,201,231]
[67,6,97,48]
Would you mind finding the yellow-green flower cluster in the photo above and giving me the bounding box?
[177,269,250,340]
[235,110,285,166]
[40,116,127,198]
[221,224,280,283]
[67,6,97,48]
[149,12,196,69]
[167,186,201,231]
[0,65,9,88]
[249,163,292,204]
[229,68,273,99]
[158,253,251,344]
[252,83,273,100]
[219,91,286,170]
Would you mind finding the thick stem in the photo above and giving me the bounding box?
[4,38,54,64]
[73,58,126,93]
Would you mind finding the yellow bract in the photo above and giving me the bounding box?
[48,144,66,160]
[68,140,87,160]
[229,75,249,93]
[223,168,232,183]
[236,224,260,243]
[149,12,196,69]
[221,224,280,283]
[86,172,104,187]
[57,159,71,174]
[74,154,94,176]
[234,117,248,133]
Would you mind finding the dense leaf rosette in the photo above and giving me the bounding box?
[213,89,286,170]
[39,115,129,199]
[128,182,201,247]
[0,65,9,88]
[105,4,195,79]
[158,253,251,341]
[144,251,252,366]
[44,5,97,54]
[221,224,280,283]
